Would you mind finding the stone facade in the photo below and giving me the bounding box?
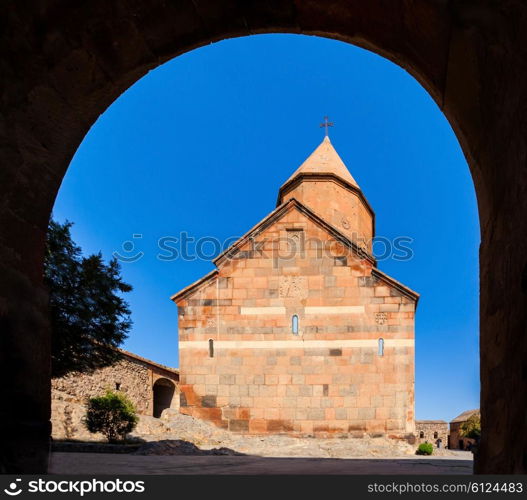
[173,138,418,437]
[51,349,179,440]
[449,409,479,450]
[415,420,448,448]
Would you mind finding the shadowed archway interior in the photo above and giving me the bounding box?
[0,0,526,474]
[153,378,176,418]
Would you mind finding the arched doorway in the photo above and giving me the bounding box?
[1,1,526,474]
[153,378,176,418]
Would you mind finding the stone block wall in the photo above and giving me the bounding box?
[51,351,179,440]
[449,421,477,450]
[415,420,448,448]
[281,178,374,252]
[176,204,416,437]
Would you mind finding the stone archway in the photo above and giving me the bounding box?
[152,378,177,418]
[1,1,526,474]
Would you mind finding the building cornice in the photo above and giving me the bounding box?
[371,267,420,304]
[170,269,218,303]
[115,347,179,377]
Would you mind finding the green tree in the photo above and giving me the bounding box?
[459,413,481,440]
[44,218,132,378]
[84,390,138,443]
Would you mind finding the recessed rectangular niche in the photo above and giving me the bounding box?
[286,228,304,255]
[334,256,347,266]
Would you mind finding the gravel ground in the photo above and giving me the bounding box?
[128,410,469,459]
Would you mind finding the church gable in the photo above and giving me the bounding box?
[214,198,374,269]
[173,197,418,308]
[173,198,375,304]
[223,204,368,278]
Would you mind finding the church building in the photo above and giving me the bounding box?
[171,133,418,437]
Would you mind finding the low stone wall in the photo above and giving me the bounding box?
[52,357,153,414]
[51,398,172,441]
[51,441,140,454]
[51,350,179,440]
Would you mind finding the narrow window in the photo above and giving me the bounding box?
[208,339,214,358]
[420,431,424,438]
[434,431,438,439]
[378,338,384,356]
[292,315,299,335]
[115,382,121,391]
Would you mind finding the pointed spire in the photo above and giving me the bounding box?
[282,136,359,188]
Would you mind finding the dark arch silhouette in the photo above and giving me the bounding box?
[1,1,526,474]
[153,378,176,419]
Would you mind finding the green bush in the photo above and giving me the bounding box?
[416,442,434,455]
[84,390,138,443]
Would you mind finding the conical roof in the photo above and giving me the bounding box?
[282,136,359,188]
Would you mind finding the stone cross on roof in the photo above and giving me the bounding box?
[320,116,334,137]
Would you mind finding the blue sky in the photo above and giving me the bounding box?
[53,34,480,422]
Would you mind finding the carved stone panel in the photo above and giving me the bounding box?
[279,276,308,298]
[375,312,387,325]
[206,317,216,328]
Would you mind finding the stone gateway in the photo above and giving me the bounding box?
[172,137,418,437]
